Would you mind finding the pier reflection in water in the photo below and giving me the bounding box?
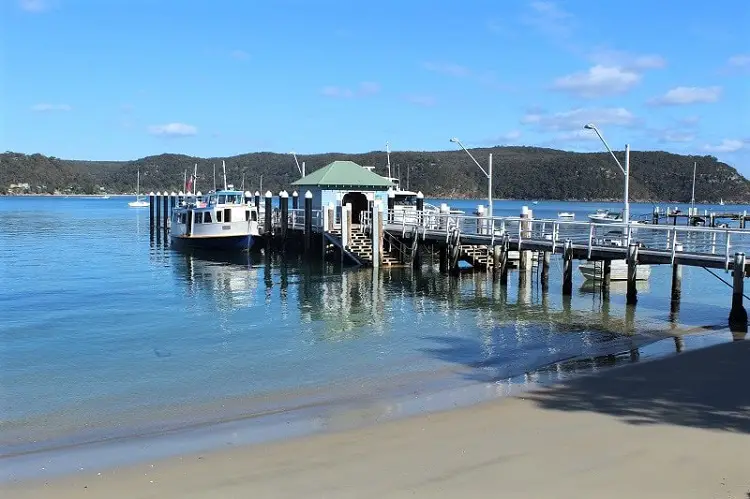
[168,248,732,393]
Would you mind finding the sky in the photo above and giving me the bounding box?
[1,0,749,172]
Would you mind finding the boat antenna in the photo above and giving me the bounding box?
[690,161,697,211]
[222,160,228,190]
[213,164,217,191]
[386,141,392,180]
[193,163,198,195]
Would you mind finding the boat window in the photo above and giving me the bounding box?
[217,211,223,223]
[394,195,416,206]
[251,210,258,221]
[204,211,212,223]
[194,212,202,224]
[224,208,232,222]
[218,195,226,205]
[245,210,250,221]
[208,195,216,207]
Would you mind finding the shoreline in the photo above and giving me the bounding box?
[3,335,748,498]
[0,193,736,205]
[0,327,739,486]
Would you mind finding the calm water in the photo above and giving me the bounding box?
[0,196,744,479]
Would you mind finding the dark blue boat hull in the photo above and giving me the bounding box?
[170,235,254,251]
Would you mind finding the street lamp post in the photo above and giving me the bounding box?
[289,151,306,178]
[583,124,630,227]
[449,138,493,218]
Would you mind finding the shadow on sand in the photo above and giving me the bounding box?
[524,339,750,433]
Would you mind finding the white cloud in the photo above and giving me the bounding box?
[321,82,381,98]
[552,65,640,98]
[553,130,600,142]
[147,123,198,137]
[657,131,696,143]
[19,0,50,12]
[421,61,471,78]
[405,95,436,107]
[679,116,700,126]
[703,139,745,153]
[649,86,722,106]
[522,107,637,131]
[31,103,71,112]
[728,54,750,67]
[589,49,666,70]
[230,50,250,60]
[523,1,574,38]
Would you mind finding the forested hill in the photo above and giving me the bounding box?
[1,147,748,203]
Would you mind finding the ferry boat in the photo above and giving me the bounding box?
[170,183,260,250]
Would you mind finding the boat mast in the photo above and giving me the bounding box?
[222,160,228,190]
[213,164,217,191]
[136,169,140,197]
[691,161,697,211]
[193,163,198,195]
[386,141,392,180]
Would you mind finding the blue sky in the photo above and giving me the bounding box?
[2,0,749,172]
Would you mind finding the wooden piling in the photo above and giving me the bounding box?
[562,239,573,296]
[626,243,638,305]
[149,192,155,227]
[280,190,289,241]
[254,191,261,209]
[671,243,683,302]
[292,191,299,210]
[500,235,509,285]
[519,207,532,271]
[264,191,272,242]
[729,252,748,333]
[541,251,551,291]
[155,192,162,228]
[492,245,502,280]
[304,191,313,252]
[162,191,169,229]
[439,247,448,273]
[602,259,612,299]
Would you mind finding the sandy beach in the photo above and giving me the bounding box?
[3,339,749,499]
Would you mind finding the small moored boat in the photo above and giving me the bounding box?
[579,260,651,281]
[558,212,575,219]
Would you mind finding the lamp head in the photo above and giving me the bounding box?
[583,123,595,130]
[449,137,459,143]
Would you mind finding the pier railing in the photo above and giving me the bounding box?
[382,209,750,268]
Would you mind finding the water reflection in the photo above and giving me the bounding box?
[173,249,260,310]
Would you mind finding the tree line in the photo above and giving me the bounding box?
[1,147,748,203]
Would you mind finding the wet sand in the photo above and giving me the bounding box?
[4,339,750,499]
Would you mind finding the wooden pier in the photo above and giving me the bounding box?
[146,190,750,334]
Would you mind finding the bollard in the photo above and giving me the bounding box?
[292,190,299,210]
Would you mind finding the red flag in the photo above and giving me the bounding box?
[186,175,193,193]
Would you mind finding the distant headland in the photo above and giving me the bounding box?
[1,147,748,203]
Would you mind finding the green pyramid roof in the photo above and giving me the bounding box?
[291,160,395,189]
